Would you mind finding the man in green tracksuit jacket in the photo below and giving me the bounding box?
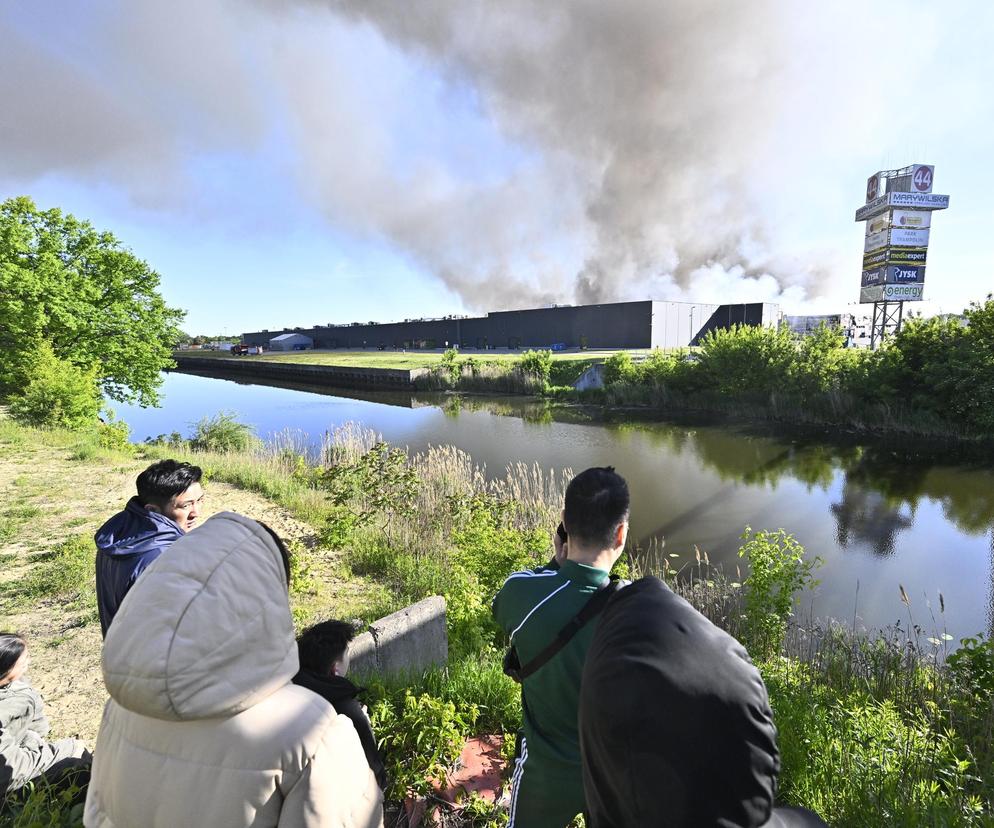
[492,466,630,828]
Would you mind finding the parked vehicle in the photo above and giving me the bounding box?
[231,344,251,356]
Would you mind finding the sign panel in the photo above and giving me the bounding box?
[891,209,931,228]
[890,227,930,247]
[861,267,885,287]
[855,192,950,220]
[887,264,925,284]
[861,247,928,269]
[864,229,889,252]
[866,174,880,203]
[911,164,934,193]
[862,250,888,269]
[860,282,925,303]
[887,248,927,265]
[868,214,891,234]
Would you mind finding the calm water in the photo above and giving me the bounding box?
[114,371,994,642]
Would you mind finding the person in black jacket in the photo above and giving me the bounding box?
[293,620,386,790]
[578,577,827,828]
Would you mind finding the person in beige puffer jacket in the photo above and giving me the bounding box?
[84,512,383,828]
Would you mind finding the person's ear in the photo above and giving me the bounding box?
[614,520,629,550]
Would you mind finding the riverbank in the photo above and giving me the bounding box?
[3,414,993,825]
[173,308,994,447]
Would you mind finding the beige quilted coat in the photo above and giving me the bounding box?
[84,512,383,827]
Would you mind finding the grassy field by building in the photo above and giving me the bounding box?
[175,347,627,370]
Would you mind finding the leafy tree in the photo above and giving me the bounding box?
[0,196,185,406]
[8,341,101,429]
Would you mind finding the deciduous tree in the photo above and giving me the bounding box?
[0,196,185,406]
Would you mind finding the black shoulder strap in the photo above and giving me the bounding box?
[516,576,622,681]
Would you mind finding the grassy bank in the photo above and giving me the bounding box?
[176,347,616,371]
[4,414,994,825]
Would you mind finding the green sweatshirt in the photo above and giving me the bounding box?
[492,559,610,774]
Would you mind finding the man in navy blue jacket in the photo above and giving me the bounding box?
[94,460,204,637]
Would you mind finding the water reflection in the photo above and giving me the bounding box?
[121,370,994,639]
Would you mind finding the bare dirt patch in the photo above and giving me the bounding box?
[0,436,370,746]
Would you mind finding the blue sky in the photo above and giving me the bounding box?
[2,2,992,334]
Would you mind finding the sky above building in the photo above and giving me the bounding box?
[2,2,992,334]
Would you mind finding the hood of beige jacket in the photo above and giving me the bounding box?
[101,511,298,721]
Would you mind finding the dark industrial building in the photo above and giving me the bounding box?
[242,300,779,351]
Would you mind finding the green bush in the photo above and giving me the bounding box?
[8,342,101,429]
[601,351,638,385]
[738,527,821,659]
[696,324,797,398]
[766,660,985,827]
[189,411,258,452]
[368,690,478,800]
[517,349,553,383]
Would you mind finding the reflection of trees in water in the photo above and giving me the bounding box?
[427,397,994,540]
[830,482,914,557]
[989,531,994,641]
[644,425,994,540]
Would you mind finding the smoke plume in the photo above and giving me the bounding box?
[1,0,906,310]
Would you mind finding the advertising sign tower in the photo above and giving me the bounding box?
[855,164,949,347]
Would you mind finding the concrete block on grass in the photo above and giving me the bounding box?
[348,596,448,679]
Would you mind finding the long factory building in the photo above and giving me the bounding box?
[242,300,780,351]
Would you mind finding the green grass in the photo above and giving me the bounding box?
[176,348,631,370]
[0,533,96,615]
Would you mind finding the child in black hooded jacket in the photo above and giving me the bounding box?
[292,620,386,790]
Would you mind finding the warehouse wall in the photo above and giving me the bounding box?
[241,301,777,351]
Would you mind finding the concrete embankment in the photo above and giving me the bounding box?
[173,355,431,391]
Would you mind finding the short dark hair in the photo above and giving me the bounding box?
[0,632,26,684]
[564,466,630,549]
[297,620,356,675]
[136,460,203,509]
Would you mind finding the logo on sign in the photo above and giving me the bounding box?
[888,249,927,265]
[889,265,925,284]
[861,268,885,287]
[883,283,924,300]
[862,251,888,269]
[890,227,930,248]
[912,165,934,193]
[868,215,890,234]
[866,174,879,203]
[894,209,929,227]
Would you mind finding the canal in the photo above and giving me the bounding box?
[114,370,994,643]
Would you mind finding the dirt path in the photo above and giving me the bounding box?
[0,433,374,745]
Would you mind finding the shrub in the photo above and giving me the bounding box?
[601,351,638,385]
[368,690,478,800]
[95,411,132,452]
[517,350,553,383]
[696,324,797,397]
[766,660,984,827]
[189,411,258,452]
[738,527,821,659]
[8,342,101,429]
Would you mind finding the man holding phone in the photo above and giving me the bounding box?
[492,467,630,828]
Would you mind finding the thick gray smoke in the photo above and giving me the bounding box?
[307,0,829,306]
[1,0,894,310]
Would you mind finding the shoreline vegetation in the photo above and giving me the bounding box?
[175,295,994,446]
[3,412,994,826]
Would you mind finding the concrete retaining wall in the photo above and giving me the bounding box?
[173,355,430,391]
[349,595,448,678]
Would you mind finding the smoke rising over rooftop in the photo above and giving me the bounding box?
[2,1,934,313]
